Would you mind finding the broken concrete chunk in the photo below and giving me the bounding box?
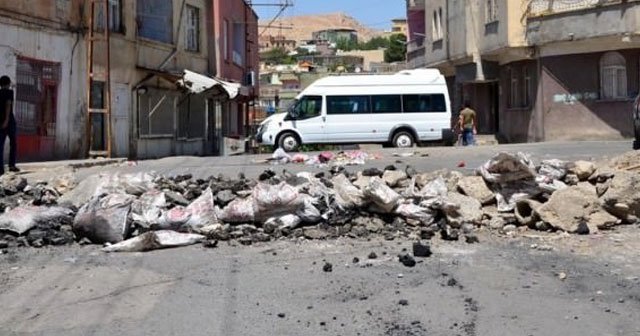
[600,171,640,222]
[363,177,402,213]
[478,152,537,184]
[457,176,494,205]
[568,160,596,181]
[514,199,542,227]
[441,192,482,228]
[382,170,408,188]
[535,183,612,233]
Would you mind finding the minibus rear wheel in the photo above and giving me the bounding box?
[392,130,415,148]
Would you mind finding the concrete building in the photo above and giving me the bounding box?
[259,34,297,53]
[312,28,358,46]
[406,0,640,143]
[212,0,260,155]
[0,0,86,161]
[336,49,385,72]
[0,0,258,161]
[385,18,409,38]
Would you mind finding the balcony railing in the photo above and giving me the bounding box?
[528,0,624,17]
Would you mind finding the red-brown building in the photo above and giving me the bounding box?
[211,0,259,153]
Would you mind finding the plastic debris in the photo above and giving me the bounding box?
[0,206,74,235]
[102,230,205,252]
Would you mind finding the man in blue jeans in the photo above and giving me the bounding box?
[0,75,19,176]
[458,102,477,146]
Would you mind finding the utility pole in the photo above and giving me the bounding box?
[247,0,294,36]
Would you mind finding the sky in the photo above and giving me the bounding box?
[253,0,406,31]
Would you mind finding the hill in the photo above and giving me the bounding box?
[259,12,383,44]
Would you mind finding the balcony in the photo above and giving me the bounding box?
[526,0,640,47]
[406,40,426,69]
[528,0,626,17]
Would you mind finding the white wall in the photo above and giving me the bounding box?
[0,23,86,160]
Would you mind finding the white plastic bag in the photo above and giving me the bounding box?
[478,152,537,184]
[363,177,402,213]
[217,197,256,223]
[0,206,74,235]
[332,174,366,208]
[253,182,303,221]
[395,202,435,224]
[183,188,218,230]
[73,194,134,244]
[102,230,205,252]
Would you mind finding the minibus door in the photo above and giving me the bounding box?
[288,95,325,144]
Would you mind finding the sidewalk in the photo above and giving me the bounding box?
[17,158,127,172]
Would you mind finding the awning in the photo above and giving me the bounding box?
[177,70,242,99]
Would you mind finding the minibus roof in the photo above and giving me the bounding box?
[312,69,446,87]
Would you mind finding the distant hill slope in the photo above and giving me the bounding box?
[259,12,383,44]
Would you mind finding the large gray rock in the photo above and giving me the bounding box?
[382,170,408,188]
[600,171,640,222]
[535,183,618,233]
[457,176,494,205]
[568,160,597,181]
[442,192,483,228]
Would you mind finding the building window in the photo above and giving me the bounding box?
[108,0,123,32]
[600,51,627,100]
[486,0,498,23]
[223,19,229,60]
[138,88,177,137]
[432,8,443,41]
[233,21,246,65]
[508,68,519,108]
[523,66,531,107]
[137,0,173,43]
[185,5,200,52]
[177,94,205,139]
[15,58,60,137]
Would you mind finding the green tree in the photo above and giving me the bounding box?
[384,33,407,63]
[336,37,357,51]
[260,47,296,65]
[358,36,390,50]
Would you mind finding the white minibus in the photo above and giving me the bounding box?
[256,69,455,151]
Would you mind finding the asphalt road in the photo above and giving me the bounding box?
[1,230,639,336]
[24,140,636,183]
[2,140,639,336]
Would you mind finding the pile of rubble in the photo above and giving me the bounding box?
[1,151,640,253]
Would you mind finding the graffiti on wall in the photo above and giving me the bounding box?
[552,92,599,105]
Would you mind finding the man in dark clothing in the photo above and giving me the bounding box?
[0,75,19,175]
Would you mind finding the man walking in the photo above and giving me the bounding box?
[458,102,477,146]
[0,75,19,175]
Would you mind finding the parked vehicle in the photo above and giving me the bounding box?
[256,69,455,151]
[634,94,640,150]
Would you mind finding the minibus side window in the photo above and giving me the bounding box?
[292,95,322,119]
[327,96,370,114]
[402,94,446,113]
[371,95,402,113]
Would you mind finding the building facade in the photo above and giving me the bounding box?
[312,28,359,46]
[0,0,258,161]
[0,0,86,161]
[212,0,259,155]
[407,0,640,143]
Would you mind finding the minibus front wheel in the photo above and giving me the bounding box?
[277,132,301,152]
